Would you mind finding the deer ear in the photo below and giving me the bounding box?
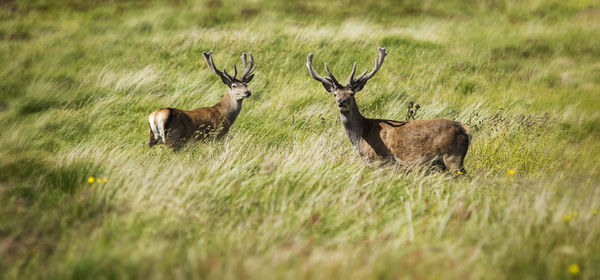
[350,81,366,93]
[243,74,255,83]
[220,75,232,86]
[321,82,335,93]
[320,77,337,93]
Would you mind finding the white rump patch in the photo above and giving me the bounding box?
[156,111,168,143]
[148,112,161,141]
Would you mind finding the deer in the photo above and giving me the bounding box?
[306,47,471,172]
[148,51,256,149]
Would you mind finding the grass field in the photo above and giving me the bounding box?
[1,0,600,279]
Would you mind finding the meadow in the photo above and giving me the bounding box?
[1,0,600,279]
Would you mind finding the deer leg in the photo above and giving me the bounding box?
[148,128,159,147]
[431,158,447,171]
[164,127,185,150]
[442,154,465,173]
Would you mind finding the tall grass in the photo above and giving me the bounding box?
[1,0,599,279]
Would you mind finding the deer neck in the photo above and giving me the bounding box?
[215,90,243,127]
[339,102,365,152]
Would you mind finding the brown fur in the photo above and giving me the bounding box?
[148,91,241,148]
[350,115,470,171]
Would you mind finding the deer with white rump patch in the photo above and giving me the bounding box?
[306,47,471,172]
[148,51,256,149]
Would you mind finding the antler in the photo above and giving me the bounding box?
[306,53,342,89]
[349,47,387,90]
[308,48,387,92]
[202,51,234,83]
[324,63,342,88]
[240,53,256,83]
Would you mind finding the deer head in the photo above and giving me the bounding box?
[306,47,387,113]
[202,51,256,100]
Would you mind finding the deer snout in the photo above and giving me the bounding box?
[337,99,347,107]
[245,91,251,97]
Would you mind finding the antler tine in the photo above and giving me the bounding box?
[223,67,231,79]
[324,63,341,87]
[354,69,368,80]
[347,62,357,84]
[240,52,255,82]
[202,51,220,75]
[306,53,332,85]
[232,63,237,79]
[249,53,254,73]
[353,47,387,82]
[241,53,247,69]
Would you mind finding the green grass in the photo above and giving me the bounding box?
[1,0,600,279]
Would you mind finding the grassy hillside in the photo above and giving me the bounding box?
[1,0,599,278]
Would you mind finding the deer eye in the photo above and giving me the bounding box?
[232,84,237,88]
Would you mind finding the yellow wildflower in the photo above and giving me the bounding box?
[88,177,94,183]
[96,177,102,183]
[563,215,571,221]
[103,177,108,183]
[457,170,462,175]
[568,264,580,275]
[508,169,515,175]
[593,210,598,215]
